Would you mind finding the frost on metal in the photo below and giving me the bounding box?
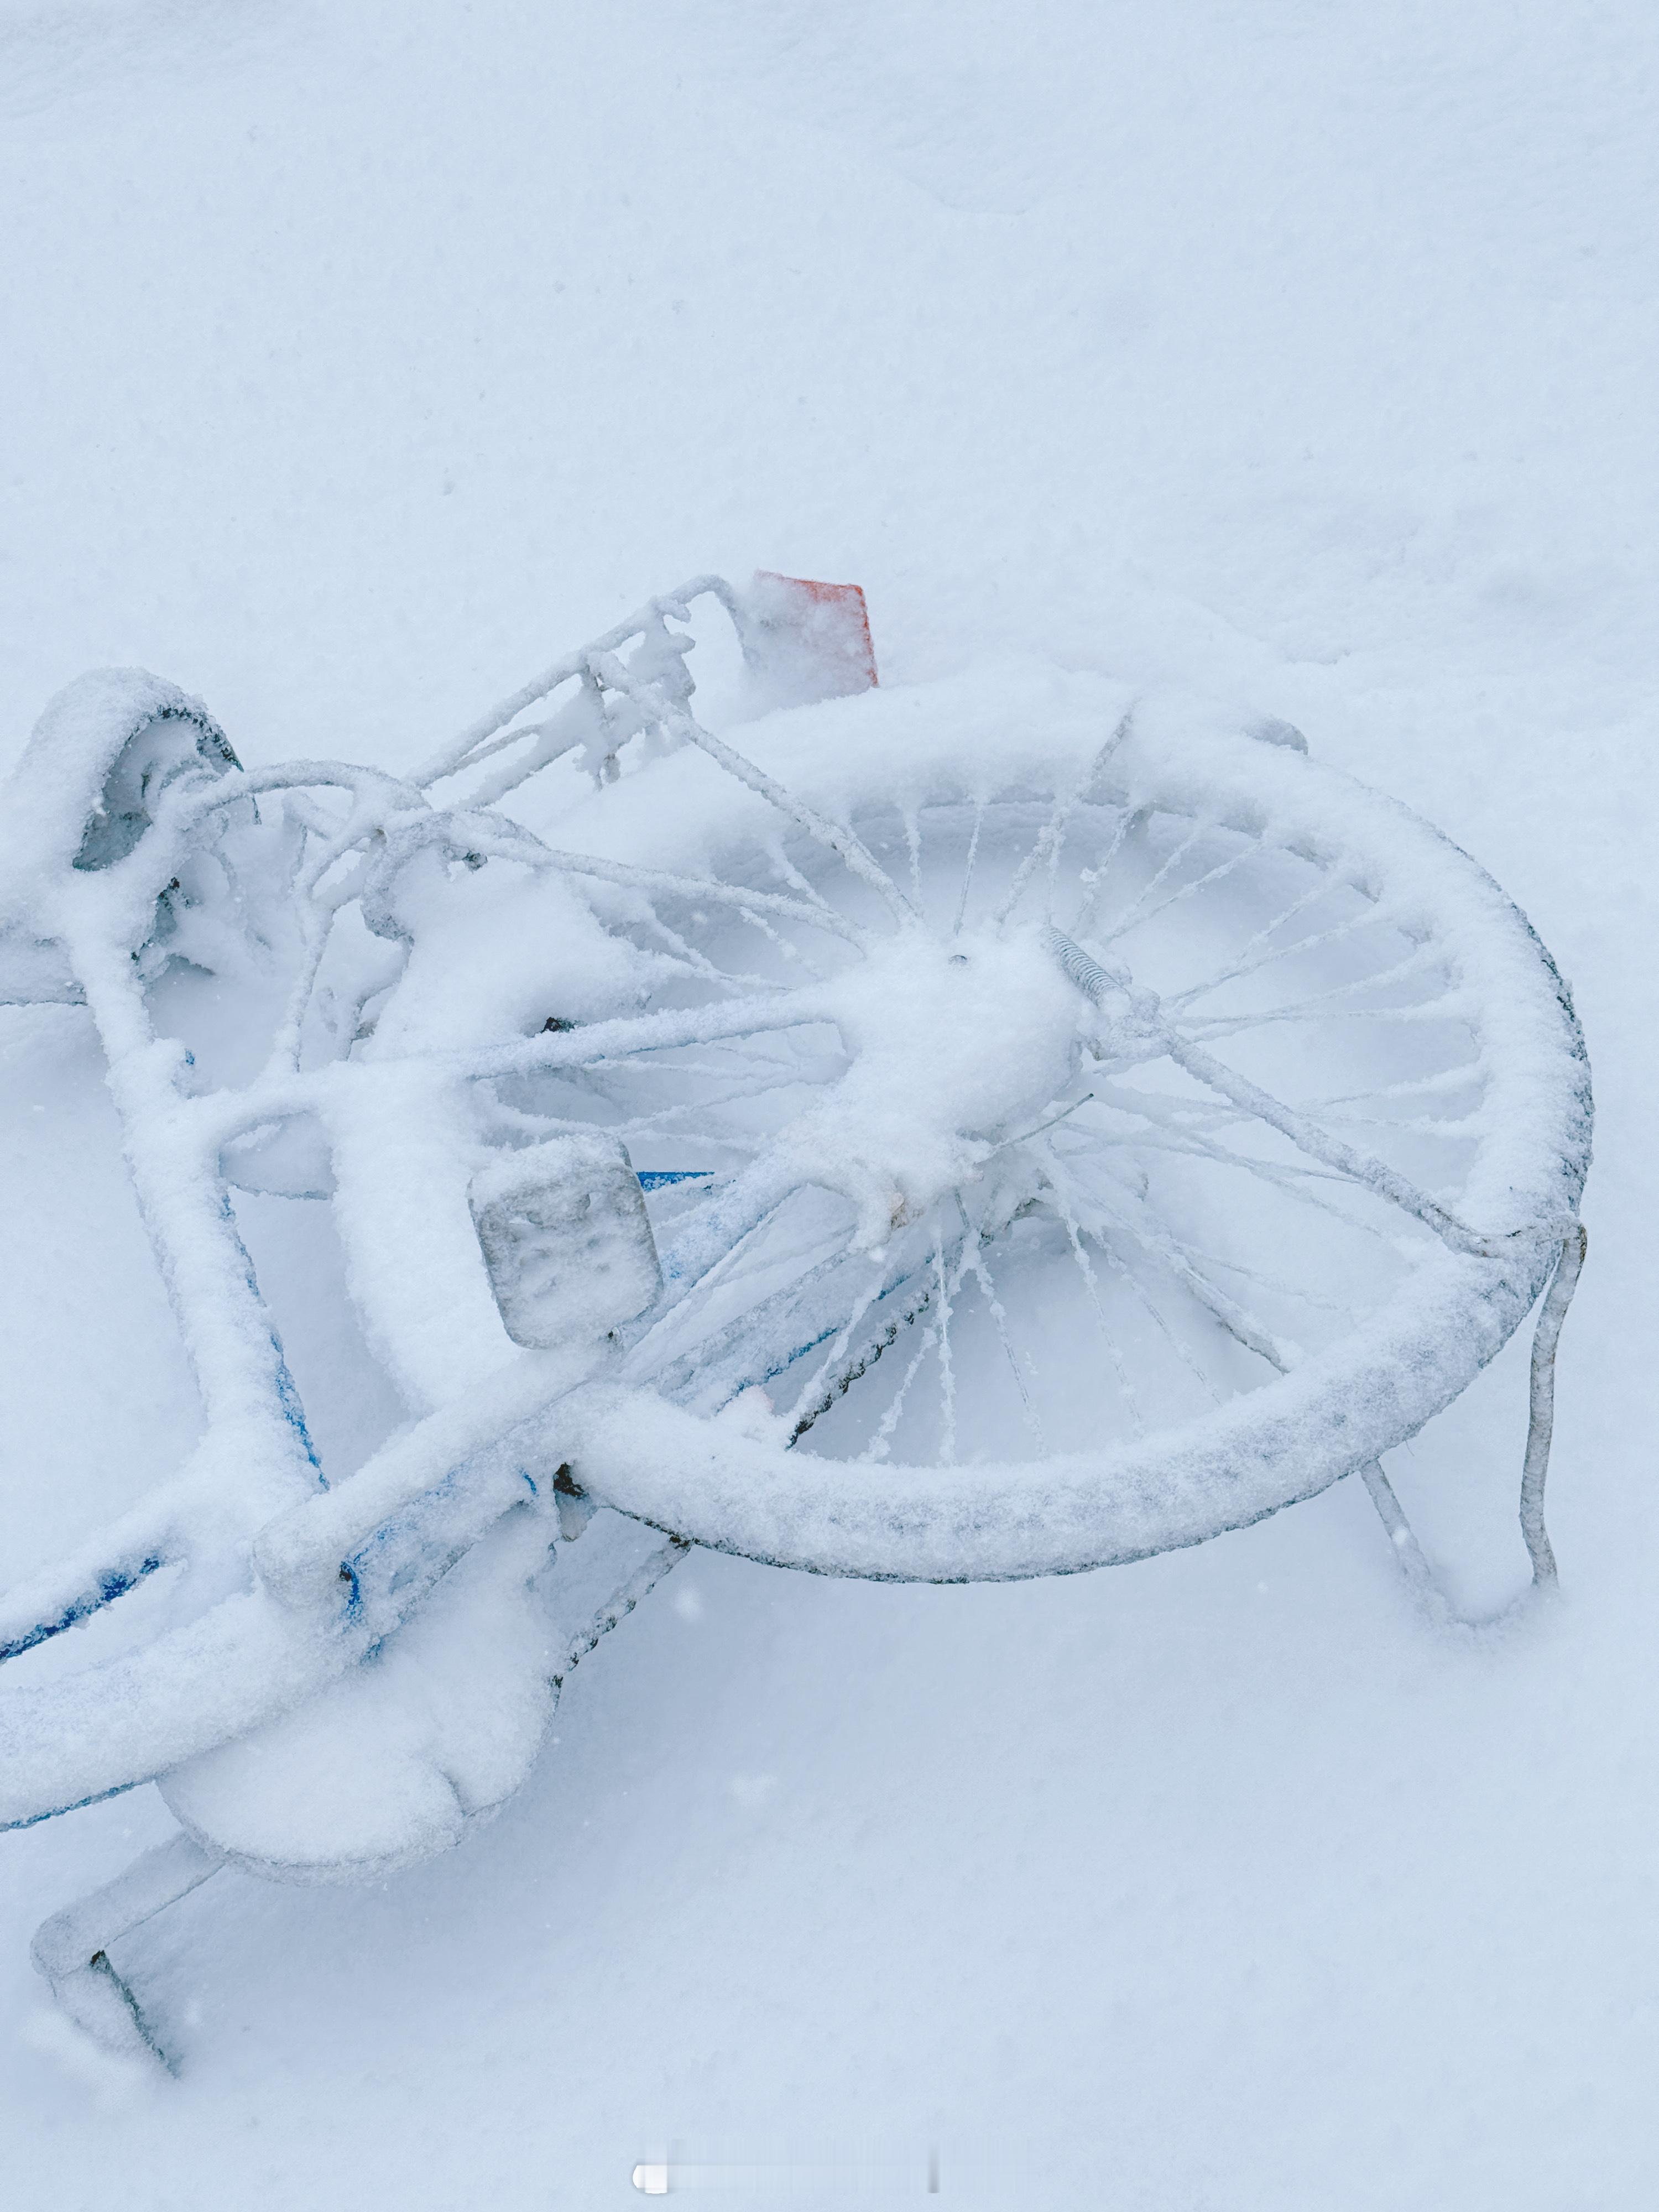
[0,577,1590,2068]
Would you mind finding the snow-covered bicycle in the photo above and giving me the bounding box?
[0,575,1590,2069]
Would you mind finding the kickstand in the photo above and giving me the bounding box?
[33,1832,224,2072]
[1359,1223,1587,1623]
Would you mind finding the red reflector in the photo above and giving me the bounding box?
[752,571,878,693]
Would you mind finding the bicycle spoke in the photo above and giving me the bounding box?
[1072,1180,1293,1374]
[1072,803,1145,940]
[1092,816,1209,940]
[992,711,1133,929]
[1115,1214,1358,1319]
[659,707,917,927]
[956,1202,1045,1450]
[1164,896,1399,1008]
[1076,1061,1483,1149]
[1295,1059,1486,1118]
[1057,1106,1410,1246]
[859,1311,944,1463]
[461,988,839,1086]
[1161,1030,1487,1254]
[786,1265,940,1444]
[1175,945,1452,1038]
[1081,1158,1361,1324]
[904,808,925,911]
[1036,1142,1144,1434]
[1102,1230,1225,1399]
[1098,830,1265,946]
[952,801,986,936]
[1044,1175,1227,1405]
[781,1258,894,1433]
[630,907,791,997]
[728,901,835,984]
[603,1074,805,1136]
[932,1226,958,1464]
[763,844,851,932]
[533,840,872,951]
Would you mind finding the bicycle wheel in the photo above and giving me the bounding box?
[484,659,1590,1578]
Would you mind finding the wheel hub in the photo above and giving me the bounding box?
[789,922,1085,1244]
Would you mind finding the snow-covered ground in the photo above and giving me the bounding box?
[3,3,1657,2203]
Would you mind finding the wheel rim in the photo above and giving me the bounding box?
[484,669,1589,1574]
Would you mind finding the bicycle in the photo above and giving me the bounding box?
[0,573,1590,2068]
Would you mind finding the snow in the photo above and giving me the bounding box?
[2,1,1657,2206]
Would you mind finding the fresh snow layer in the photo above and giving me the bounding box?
[2,3,1657,2208]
